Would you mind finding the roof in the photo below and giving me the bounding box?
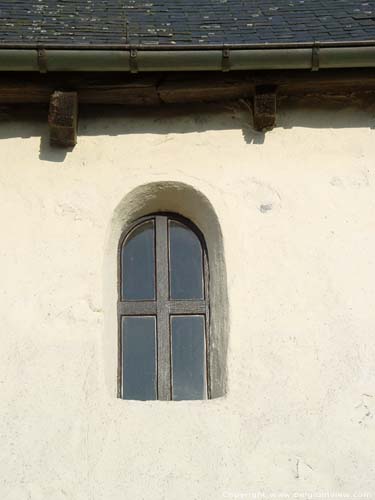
[0,0,375,48]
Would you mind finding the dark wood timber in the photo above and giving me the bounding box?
[48,91,78,147]
[253,85,277,131]
[158,74,253,103]
[1,69,375,106]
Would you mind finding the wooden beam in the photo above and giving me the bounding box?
[253,85,277,131]
[158,74,253,103]
[48,91,78,147]
[0,69,373,105]
[0,74,162,105]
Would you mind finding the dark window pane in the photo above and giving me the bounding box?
[171,316,207,400]
[122,317,157,400]
[122,220,155,300]
[169,221,203,300]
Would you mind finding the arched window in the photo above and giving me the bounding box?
[118,213,209,401]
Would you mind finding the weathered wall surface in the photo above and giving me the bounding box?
[0,100,375,500]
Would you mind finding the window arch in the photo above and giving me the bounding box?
[118,213,210,401]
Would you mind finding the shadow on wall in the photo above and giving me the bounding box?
[103,181,229,399]
[0,96,374,162]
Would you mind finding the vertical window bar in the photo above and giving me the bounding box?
[155,216,171,400]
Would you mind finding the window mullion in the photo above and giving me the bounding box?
[155,216,171,400]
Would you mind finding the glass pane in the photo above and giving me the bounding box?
[122,220,155,300]
[171,316,207,400]
[122,316,157,400]
[169,220,204,300]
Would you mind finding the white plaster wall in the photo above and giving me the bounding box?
[0,100,375,499]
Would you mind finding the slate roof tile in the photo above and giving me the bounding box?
[0,0,374,47]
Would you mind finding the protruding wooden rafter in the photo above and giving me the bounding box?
[48,90,78,147]
[253,85,277,131]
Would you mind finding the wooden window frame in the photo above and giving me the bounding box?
[117,212,210,401]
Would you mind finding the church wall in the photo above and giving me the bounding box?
[0,100,374,499]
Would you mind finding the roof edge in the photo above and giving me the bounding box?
[1,40,375,50]
[0,46,374,72]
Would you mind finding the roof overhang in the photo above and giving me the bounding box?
[0,43,375,72]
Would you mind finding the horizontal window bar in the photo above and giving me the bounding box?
[168,300,206,314]
[118,301,157,315]
[118,300,206,315]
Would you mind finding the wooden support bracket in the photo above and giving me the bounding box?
[48,91,78,147]
[253,85,277,131]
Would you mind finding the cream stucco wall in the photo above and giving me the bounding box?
[0,100,375,500]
